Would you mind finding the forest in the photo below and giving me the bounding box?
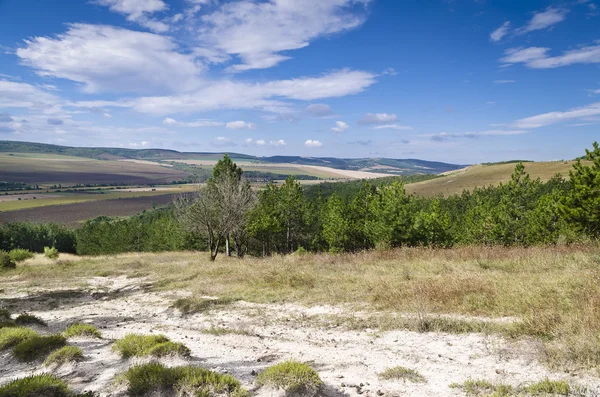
[1,142,599,259]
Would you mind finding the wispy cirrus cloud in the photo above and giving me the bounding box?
[162,117,224,127]
[490,21,511,42]
[430,130,527,141]
[501,44,600,69]
[358,112,397,125]
[372,124,413,131]
[512,102,600,128]
[516,7,569,35]
[93,0,170,32]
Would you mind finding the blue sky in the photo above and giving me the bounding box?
[0,0,599,164]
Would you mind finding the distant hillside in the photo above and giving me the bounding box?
[0,141,465,176]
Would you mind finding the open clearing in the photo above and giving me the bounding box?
[1,247,599,396]
[406,161,582,197]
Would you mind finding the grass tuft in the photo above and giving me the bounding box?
[121,362,246,397]
[112,334,190,358]
[523,378,570,395]
[0,374,96,397]
[378,366,426,383]
[201,325,252,336]
[0,327,38,350]
[14,314,47,327]
[13,334,67,362]
[43,346,84,367]
[172,297,235,315]
[256,360,322,396]
[450,379,514,396]
[63,323,101,339]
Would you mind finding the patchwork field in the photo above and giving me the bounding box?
[406,161,581,197]
[1,247,599,396]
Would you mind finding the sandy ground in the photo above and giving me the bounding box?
[0,194,61,202]
[1,276,598,396]
[118,160,174,167]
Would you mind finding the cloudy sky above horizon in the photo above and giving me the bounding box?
[0,0,599,163]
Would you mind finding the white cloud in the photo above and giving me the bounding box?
[512,102,600,128]
[517,7,568,34]
[501,45,600,69]
[490,21,511,42]
[430,130,528,141]
[304,139,323,147]
[17,24,203,94]
[592,89,600,94]
[256,139,266,145]
[94,0,169,32]
[0,80,60,112]
[486,101,496,105]
[305,103,334,117]
[197,0,371,72]
[162,117,224,127]
[226,120,256,130]
[493,79,517,84]
[373,124,413,131]
[358,112,398,125]
[270,139,286,146]
[332,120,349,132]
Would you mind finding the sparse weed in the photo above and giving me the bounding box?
[172,297,235,315]
[256,360,322,396]
[450,379,513,396]
[201,325,252,336]
[43,346,84,366]
[63,323,101,339]
[378,366,426,383]
[112,334,190,358]
[121,362,247,397]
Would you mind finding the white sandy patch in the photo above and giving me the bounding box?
[0,277,598,396]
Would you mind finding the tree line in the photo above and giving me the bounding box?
[2,142,599,258]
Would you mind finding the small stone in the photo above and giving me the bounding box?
[251,370,257,376]
[377,390,384,396]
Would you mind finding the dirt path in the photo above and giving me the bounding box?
[1,277,598,396]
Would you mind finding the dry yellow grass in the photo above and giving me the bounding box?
[406,161,586,197]
[3,246,600,371]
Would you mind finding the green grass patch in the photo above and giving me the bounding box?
[201,326,252,336]
[121,362,247,397]
[0,327,39,350]
[13,334,67,362]
[378,366,426,383]
[172,297,236,315]
[63,323,101,339]
[112,334,190,358]
[0,374,96,397]
[523,378,570,395]
[450,379,514,396]
[256,360,322,395]
[8,249,35,263]
[15,314,47,327]
[43,346,84,366]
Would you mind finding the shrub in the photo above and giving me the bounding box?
[15,314,47,327]
[112,334,190,358]
[0,251,16,270]
[524,378,570,395]
[13,334,67,362]
[44,246,59,259]
[256,360,322,396]
[0,327,38,350]
[63,323,101,339]
[43,346,84,367]
[378,366,426,383]
[8,249,34,263]
[121,363,246,397]
[0,374,96,397]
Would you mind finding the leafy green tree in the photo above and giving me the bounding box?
[278,176,305,253]
[247,182,283,255]
[322,193,350,252]
[559,142,600,238]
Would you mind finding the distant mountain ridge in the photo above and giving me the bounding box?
[0,140,466,175]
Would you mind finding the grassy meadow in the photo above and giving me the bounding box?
[5,245,600,372]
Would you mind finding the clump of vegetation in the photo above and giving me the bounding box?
[121,362,247,397]
[13,334,67,362]
[43,346,84,367]
[112,334,190,358]
[0,374,96,397]
[0,251,16,270]
[378,366,426,383]
[44,246,59,259]
[63,323,101,339]
[0,309,14,328]
[201,326,252,336]
[172,297,235,315]
[256,360,322,396]
[523,379,570,395]
[8,248,34,263]
[450,379,514,396]
[15,313,47,327]
[0,327,38,350]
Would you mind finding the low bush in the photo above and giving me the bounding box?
[13,334,67,362]
[524,378,570,395]
[0,327,38,350]
[8,249,34,263]
[44,246,59,260]
[256,360,322,396]
[121,363,246,397]
[43,346,84,367]
[378,366,426,383]
[63,323,101,339]
[0,374,96,397]
[15,314,47,327]
[112,334,190,358]
[0,251,16,270]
